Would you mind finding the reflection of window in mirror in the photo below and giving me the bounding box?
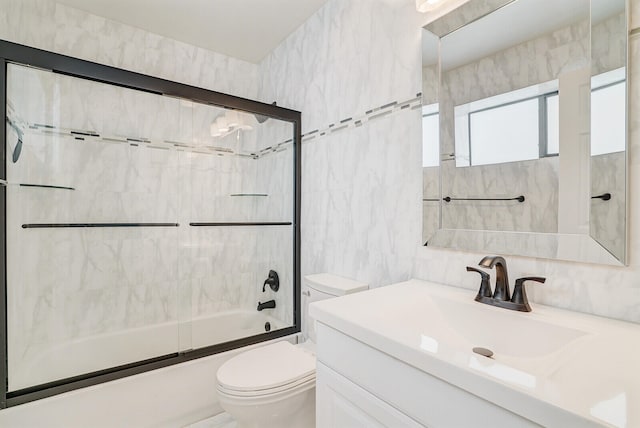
[591,67,625,156]
[422,103,439,167]
[454,81,559,167]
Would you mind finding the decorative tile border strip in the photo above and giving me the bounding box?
[299,94,422,145]
[6,94,422,160]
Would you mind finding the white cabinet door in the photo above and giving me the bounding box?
[317,362,424,428]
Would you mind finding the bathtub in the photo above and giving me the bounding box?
[1,332,301,428]
[10,310,287,392]
[191,310,286,349]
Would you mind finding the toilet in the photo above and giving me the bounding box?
[216,273,368,428]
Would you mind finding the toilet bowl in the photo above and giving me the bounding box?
[216,273,368,428]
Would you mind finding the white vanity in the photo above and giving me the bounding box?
[310,280,640,427]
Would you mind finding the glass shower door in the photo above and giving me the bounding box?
[3,53,299,399]
[5,63,182,391]
[180,101,295,351]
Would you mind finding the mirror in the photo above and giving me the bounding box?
[422,0,627,265]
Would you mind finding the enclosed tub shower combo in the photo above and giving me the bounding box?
[0,40,301,407]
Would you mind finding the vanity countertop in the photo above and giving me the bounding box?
[309,279,640,428]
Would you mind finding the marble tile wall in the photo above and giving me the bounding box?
[414,0,640,324]
[258,0,424,298]
[258,0,424,133]
[297,109,422,285]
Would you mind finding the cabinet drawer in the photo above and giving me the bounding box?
[316,323,539,428]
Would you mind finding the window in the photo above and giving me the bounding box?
[591,72,625,156]
[454,82,558,167]
[468,97,539,166]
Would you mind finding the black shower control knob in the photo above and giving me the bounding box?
[262,270,280,292]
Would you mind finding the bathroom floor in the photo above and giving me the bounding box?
[186,412,236,428]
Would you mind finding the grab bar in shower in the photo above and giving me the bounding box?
[0,180,75,190]
[19,183,75,190]
[22,223,180,229]
[443,195,525,203]
[22,222,291,229]
[189,222,292,227]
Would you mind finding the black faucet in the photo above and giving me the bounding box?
[467,256,545,312]
[479,255,510,301]
[257,300,276,311]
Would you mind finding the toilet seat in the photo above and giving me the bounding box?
[216,341,316,398]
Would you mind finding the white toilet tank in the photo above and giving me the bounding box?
[303,273,368,343]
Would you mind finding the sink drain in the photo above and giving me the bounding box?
[472,347,494,358]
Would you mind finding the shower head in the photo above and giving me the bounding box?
[253,101,277,124]
[254,113,269,124]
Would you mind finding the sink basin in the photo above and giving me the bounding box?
[429,294,588,358]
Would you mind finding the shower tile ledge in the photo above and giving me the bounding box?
[310,279,640,428]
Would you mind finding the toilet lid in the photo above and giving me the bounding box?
[217,341,316,392]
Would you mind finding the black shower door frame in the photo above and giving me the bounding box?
[0,40,302,408]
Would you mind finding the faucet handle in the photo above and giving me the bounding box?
[262,270,280,292]
[511,277,545,312]
[466,266,492,302]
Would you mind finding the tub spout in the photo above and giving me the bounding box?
[257,300,276,311]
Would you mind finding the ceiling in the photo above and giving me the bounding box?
[56,0,329,63]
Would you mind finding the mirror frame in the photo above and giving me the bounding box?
[421,0,629,266]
